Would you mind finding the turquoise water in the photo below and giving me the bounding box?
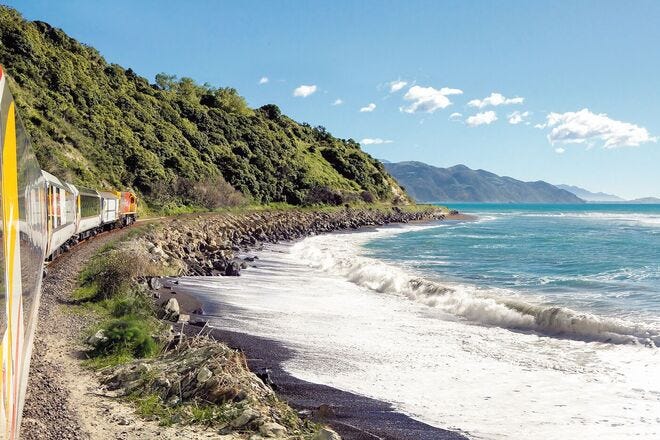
[364,204,660,324]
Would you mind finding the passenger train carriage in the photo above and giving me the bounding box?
[0,66,137,438]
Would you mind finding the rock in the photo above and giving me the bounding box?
[148,277,163,290]
[177,313,190,323]
[314,427,341,440]
[154,377,171,389]
[315,404,334,418]
[256,369,276,390]
[224,261,241,276]
[137,363,151,375]
[87,329,108,346]
[152,291,161,299]
[163,298,180,320]
[196,366,213,383]
[115,416,131,426]
[259,422,287,437]
[151,245,166,258]
[230,408,259,428]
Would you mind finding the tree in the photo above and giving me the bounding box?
[154,73,176,91]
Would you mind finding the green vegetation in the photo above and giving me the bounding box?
[131,394,242,427]
[74,230,165,368]
[0,6,407,211]
[93,316,159,358]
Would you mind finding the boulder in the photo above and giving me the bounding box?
[224,261,241,276]
[177,313,190,323]
[148,277,163,290]
[314,427,341,440]
[230,408,259,428]
[163,298,180,320]
[259,422,287,437]
[87,329,108,346]
[151,245,166,258]
[315,404,335,418]
[196,366,213,383]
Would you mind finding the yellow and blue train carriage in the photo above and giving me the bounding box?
[0,65,48,439]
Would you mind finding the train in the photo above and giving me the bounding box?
[0,65,137,438]
[41,170,138,259]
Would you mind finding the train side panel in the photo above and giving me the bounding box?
[0,67,48,439]
[42,171,77,258]
[99,191,119,226]
[72,186,102,238]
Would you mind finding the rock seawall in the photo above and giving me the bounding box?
[142,206,448,277]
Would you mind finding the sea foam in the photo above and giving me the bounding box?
[291,229,660,346]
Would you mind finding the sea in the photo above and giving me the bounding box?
[180,203,660,440]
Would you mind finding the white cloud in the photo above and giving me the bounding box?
[332,98,343,106]
[544,108,656,149]
[439,87,463,96]
[449,112,463,121]
[466,111,498,127]
[360,103,376,112]
[400,85,463,114]
[360,138,393,145]
[293,84,317,97]
[258,76,269,85]
[508,110,530,125]
[555,147,566,154]
[389,80,408,93]
[468,92,524,109]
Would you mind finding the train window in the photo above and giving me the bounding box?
[48,186,61,229]
[80,194,101,218]
[65,191,76,223]
[54,187,61,228]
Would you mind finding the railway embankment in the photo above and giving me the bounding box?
[24,205,450,440]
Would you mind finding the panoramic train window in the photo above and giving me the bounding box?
[80,194,100,218]
[47,186,60,229]
[64,191,75,223]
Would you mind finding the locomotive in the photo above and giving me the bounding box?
[0,66,137,438]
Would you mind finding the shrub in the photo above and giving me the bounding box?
[109,292,153,318]
[360,190,376,203]
[93,315,158,358]
[304,185,344,206]
[79,248,163,302]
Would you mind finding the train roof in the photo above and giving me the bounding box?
[41,169,66,187]
[98,190,120,199]
[74,186,101,197]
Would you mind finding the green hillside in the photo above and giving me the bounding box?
[0,6,407,210]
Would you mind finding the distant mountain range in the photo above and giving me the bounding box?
[625,197,660,204]
[384,161,584,203]
[556,185,660,204]
[555,185,624,202]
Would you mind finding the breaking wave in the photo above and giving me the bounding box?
[292,236,660,347]
[517,211,660,228]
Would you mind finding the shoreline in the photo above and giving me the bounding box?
[145,209,472,439]
[159,281,468,440]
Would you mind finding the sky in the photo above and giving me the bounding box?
[5,0,660,199]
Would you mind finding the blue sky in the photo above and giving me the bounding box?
[6,0,660,198]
